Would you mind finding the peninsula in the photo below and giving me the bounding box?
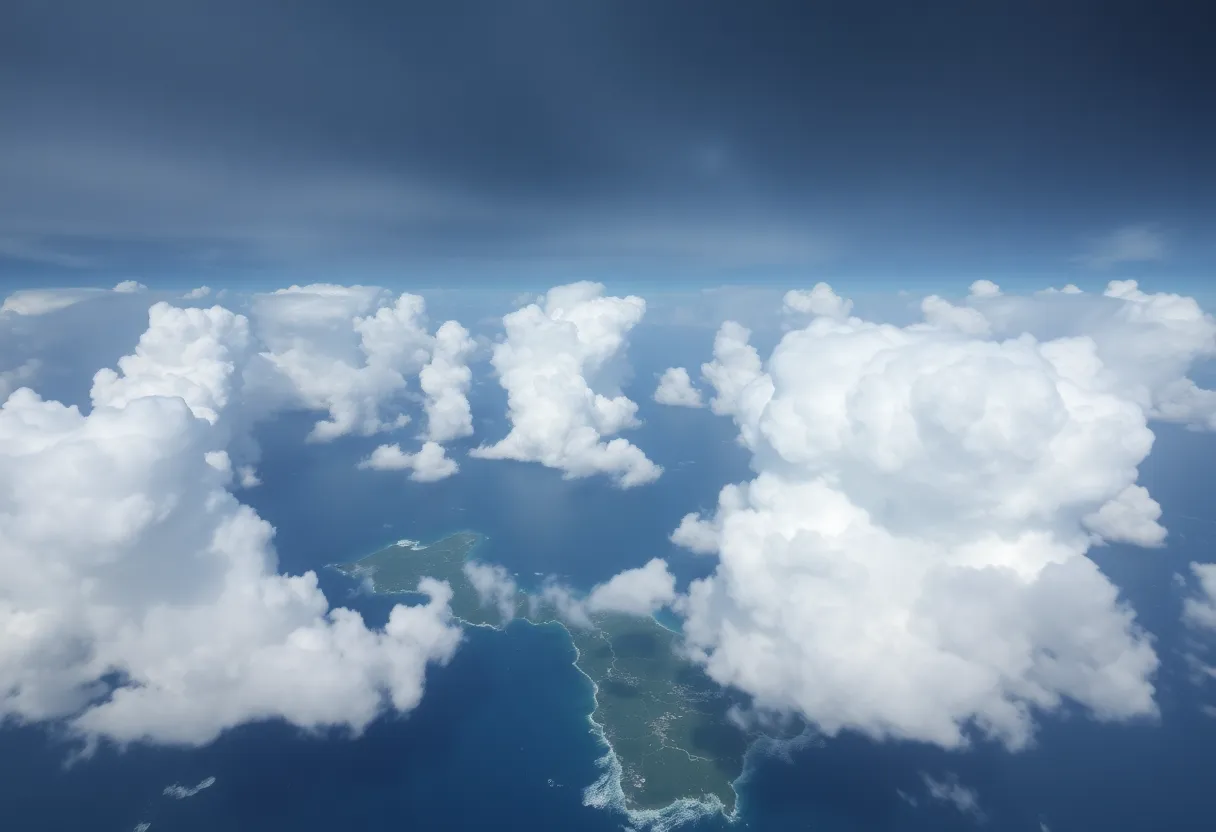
[330,532,748,817]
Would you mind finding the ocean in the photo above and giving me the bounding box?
[3,328,1216,831]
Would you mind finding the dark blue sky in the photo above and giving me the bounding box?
[1,0,1213,286]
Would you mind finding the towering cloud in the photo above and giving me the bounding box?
[672,281,1215,750]
[419,320,476,443]
[0,303,462,748]
[91,302,251,425]
[472,282,661,487]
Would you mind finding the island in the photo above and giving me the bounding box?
[331,533,505,627]
[330,532,750,820]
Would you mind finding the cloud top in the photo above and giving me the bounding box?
[671,280,1216,749]
[0,303,462,748]
[654,367,704,408]
[472,282,661,487]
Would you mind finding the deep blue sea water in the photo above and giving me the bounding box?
[4,328,1216,831]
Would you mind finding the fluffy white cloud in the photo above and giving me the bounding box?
[1082,484,1166,548]
[250,285,474,445]
[182,286,212,300]
[671,281,1216,750]
[471,282,661,487]
[654,367,704,408]
[92,302,251,425]
[533,559,679,627]
[1037,284,1082,296]
[920,294,991,336]
[700,320,769,425]
[250,285,427,441]
[463,561,519,624]
[0,304,462,748]
[358,441,459,482]
[969,279,1002,298]
[783,283,853,319]
[972,280,1216,430]
[670,510,721,555]
[419,321,476,443]
[113,280,147,293]
[586,558,678,617]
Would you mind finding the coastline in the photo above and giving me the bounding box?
[324,529,489,595]
[548,615,741,831]
[327,530,746,829]
[444,614,747,828]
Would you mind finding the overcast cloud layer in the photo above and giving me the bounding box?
[2,1,1213,280]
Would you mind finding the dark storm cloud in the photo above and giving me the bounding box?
[1,0,1213,280]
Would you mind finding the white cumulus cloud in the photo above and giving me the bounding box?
[969,279,1002,298]
[463,561,519,624]
[586,558,679,617]
[91,302,251,426]
[700,320,770,426]
[359,441,459,482]
[783,282,854,319]
[419,320,476,443]
[920,294,991,336]
[654,367,704,408]
[249,284,474,445]
[534,559,679,627]
[972,279,1216,430]
[471,282,661,488]
[670,281,1216,751]
[0,303,462,749]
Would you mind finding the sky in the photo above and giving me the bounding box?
[3,7,1216,828]
[2,0,1215,289]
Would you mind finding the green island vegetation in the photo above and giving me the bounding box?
[330,532,749,814]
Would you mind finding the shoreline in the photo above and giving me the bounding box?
[328,529,746,829]
[545,615,741,830]
[446,615,746,828]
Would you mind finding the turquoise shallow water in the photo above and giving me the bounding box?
[4,379,1216,831]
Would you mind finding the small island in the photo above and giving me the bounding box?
[331,533,504,626]
[331,533,749,819]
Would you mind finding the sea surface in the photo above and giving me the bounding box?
[3,333,1216,831]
